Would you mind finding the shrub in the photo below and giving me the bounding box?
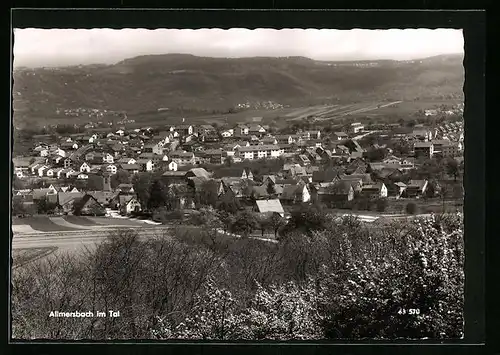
[405,202,418,215]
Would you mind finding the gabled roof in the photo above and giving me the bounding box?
[120,164,141,170]
[58,191,84,206]
[280,185,300,200]
[312,169,342,183]
[340,173,372,184]
[362,183,385,191]
[407,180,428,189]
[255,199,285,214]
[162,171,187,177]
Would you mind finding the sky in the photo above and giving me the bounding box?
[13,28,464,68]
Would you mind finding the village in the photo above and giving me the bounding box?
[12,113,465,229]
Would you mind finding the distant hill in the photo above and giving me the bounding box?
[12,53,464,123]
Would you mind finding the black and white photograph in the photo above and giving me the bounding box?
[11,25,466,341]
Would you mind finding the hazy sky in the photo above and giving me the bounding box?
[13,28,464,68]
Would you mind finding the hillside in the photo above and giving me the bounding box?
[12,53,464,124]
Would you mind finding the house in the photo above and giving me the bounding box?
[57,191,85,213]
[333,132,349,141]
[171,124,194,136]
[383,155,402,165]
[79,162,91,173]
[234,124,249,136]
[198,149,224,165]
[236,145,282,160]
[221,129,234,138]
[403,180,429,198]
[136,159,154,172]
[360,183,388,198]
[61,141,79,150]
[63,158,74,169]
[279,184,311,204]
[199,132,220,143]
[12,157,31,177]
[102,164,117,175]
[116,183,135,194]
[414,141,434,159]
[37,165,49,177]
[161,171,188,185]
[115,129,125,136]
[298,155,311,166]
[340,173,373,186]
[314,180,355,204]
[261,137,278,145]
[248,124,266,136]
[119,196,142,215]
[72,194,106,216]
[254,199,285,217]
[413,129,432,141]
[387,182,407,198]
[197,124,216,135]
[275,135,294,145]
[350,122,364,134]
[312,168,343,183]
[169,151,196,166]
[120,164,141,174]
[45,168,62,178]
[143,143,164,155]
[306,130,321,140]
[433,140,459,158]
[214,167,254,180]
[117,157,137,165]
[168,161,178,171]
[101,153,114,164]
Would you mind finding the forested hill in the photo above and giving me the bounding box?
[13,53,464,117]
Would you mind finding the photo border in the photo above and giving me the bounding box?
[6,7,488,355]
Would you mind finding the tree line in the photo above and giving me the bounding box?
[12,210,464,340]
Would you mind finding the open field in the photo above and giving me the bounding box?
[12,247,58,268]
[11,216,151,233]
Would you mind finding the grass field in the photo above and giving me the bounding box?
[12,247,59,268]
[11,216,150,233]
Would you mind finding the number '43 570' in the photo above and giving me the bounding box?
[398,308,420,315]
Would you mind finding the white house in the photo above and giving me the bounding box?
[168,161,178,171]
[104,164,117,175]
[116,129,125,136]
[221,129,234,138]
[39,149,49,157]
[102,153,114,164]
[38,166,49,177]
[52,148,66,157]
[77,173,89,180]
[63,158,73,169]
[120,197,142,215]
[79,162,91,173]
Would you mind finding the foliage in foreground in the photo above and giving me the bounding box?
[11,213,464,340]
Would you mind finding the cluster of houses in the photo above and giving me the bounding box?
[12,117,464,217]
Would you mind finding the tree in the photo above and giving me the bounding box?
[132,172,153,207]
[284,203,329,236]
[86,174,103,191]
[147,180,168,210]
[405,202,418,215]
[364,148,387,162]
[224,156,234,167]
[111,170,130,189]
[12,198,26,216]
[444,158,459,181]
[231,211,259,237]
[266,182,276,198]
[36,197,58,214]
[197,180,219,208]
[12,175,25,190]
[375,198,388,212]
[268,213,287,238]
